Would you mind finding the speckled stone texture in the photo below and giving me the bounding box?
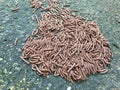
[0,0,120,90]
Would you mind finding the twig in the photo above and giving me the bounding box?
[14,0,19,6]
[14,37,19,46]
[7,3,12,8]
[12,7,20,13]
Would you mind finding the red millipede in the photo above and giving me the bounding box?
[20,0,112,82]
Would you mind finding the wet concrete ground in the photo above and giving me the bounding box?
[0,0,120,90]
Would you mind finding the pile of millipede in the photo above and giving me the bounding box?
[20,0,112,82]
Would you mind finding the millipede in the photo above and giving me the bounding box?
[20,0,113,82]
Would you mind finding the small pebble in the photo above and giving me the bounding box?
[48,83,52,87]
[4,69,7,73]
[0,58,3,61]
[67,86,72,90]
[46,87,49,90]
